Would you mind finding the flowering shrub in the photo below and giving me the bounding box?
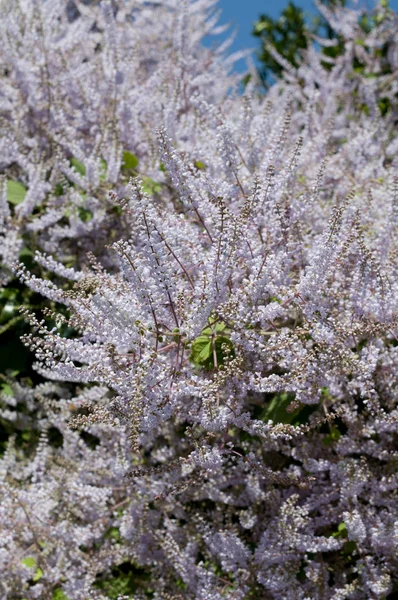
[1,1,398,598]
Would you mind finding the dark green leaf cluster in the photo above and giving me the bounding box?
[252,0,397,86]
[253,2,310,82]
[190,321,235,370]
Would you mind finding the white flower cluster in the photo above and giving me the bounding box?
[1,0,398,598]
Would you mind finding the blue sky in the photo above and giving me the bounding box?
[215,0,398,71]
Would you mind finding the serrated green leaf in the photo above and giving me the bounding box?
[121,151,139,170]
[7,180,27,205]
[190,336,213,365]
[190,320,234,369]
[21,556,36,568]
[197,342,213,363]
[70,157,86,176]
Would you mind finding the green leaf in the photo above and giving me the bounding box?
[0,288,17,301]
[338,522,347,532]
[54,183,65,196]
[323,425,341,446]
[176,578,188,590]
[189,321,234,369]
[94,561,150,598]
[0,334,31,375]
[70,158,86,176]
[19,246,34,268]
[21,556,36,568]
[52,589,70,600]
[360,103,370,116]
[378,97,391,116]
[190,336,213,365]
[261,393,299,424]
[112,205,123,216]
[7,180,27,205]
[105,527,122,542]
[172,327,181,343]
[254,21,269,33]
[1,383,13,396]
[0,300,16,322]
[19,247,33,260]
[100,158,107,182]
[201,322,226,335]
[33,567,44,582]
[142,177,161,195]
[121,151,139,170]
[78,207,93,222]
[342,540,357,555]
[335,522,348,536]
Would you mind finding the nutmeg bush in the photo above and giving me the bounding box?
[0,1,398,598]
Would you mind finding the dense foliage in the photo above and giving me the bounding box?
[253,0,393,85]
[1,0,398,598]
